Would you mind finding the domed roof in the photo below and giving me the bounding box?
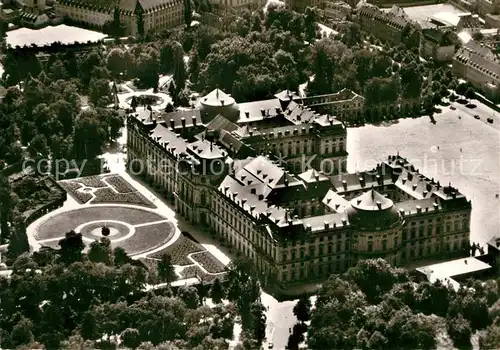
[198,89,240,123]
[346,189,401,231]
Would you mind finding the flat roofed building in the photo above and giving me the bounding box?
[416,257,492,290]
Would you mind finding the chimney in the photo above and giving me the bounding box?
[436,181,441,190]
[433,202,439,210]
[250,205,256,212]
[341,218,347,225]
[451,191,457,199]
[192,116,197,127]
[416,205,422,213]
[181,117,186,129]
[245,111,250,118]
[258,194,264,201]
[342,180,347,191]
[260,108,265,116]
[220,99,224,106]
[359,177,365,187]
[233,192,238,198]
[324,222,329,229]
[251,188,256,194]
[306,224,312,231]
[284,179,289,187]
[376,201,382,210]
[399,208,405,216]
[170,119,175,130]
[288,219,293,226]
[242,199,247,205]
[275,107,281,114]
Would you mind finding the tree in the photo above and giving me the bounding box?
[136,51,159,89]
[465,87,476,99]
[6,216,29,261]
[137,9,144,37]
[347,258,406,303]
[209,278,224,304]
[107,48,126,77]
[447,314,471,348]
[114,247,132,267]
[184,0,192,28]
[250,300,267,344]
[293,295,311,323]
[157,253,176,283]
[88,238,113,265]
[479,324,500,350]
[456,82,468,96]
[472,31,484,41]
[58,230,85,264]
[178,285,200,309]
[172,42,186,90]
[122,328,141,349]
[11,317,34,347]
[0,175,13,243]
[28,134,49,157]
[72,109,107,160]
[89,78,111,107]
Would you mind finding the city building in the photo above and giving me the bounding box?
[452,39,500,101]
[419,28,456,62]
[55,0,183,36]
[127,89,472,288]
[355,4,416,44]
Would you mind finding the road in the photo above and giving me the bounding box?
[450,98,500,131]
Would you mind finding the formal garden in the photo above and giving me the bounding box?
[141,231,228,283]
[59,174,156,208]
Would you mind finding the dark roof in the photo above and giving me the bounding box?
[205,114,239,132]
[160,108,202,130]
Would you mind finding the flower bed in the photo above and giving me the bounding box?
[104,175,136,193]
[180,265,204,279]
[90,188,156,208]
[59,180,93,204]
[191,251,227,274]
[151,234,204,266]
[78,175,108,188]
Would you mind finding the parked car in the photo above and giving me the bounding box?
[487,117,494,123]
[474,115,480,120]
[450,105,456,110]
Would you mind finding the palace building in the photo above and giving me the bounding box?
[55,0,184,36]
[127,89,471,287]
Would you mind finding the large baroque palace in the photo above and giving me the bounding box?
[127,89,471,287]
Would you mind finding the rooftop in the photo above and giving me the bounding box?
[416,257,492,290]
[6,24,107,48]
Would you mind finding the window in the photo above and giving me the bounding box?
[368,242,373,252]
[382,240,387,250]
[336,242,341,252]
[282,272,288,281]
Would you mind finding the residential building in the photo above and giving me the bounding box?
[356,4,415,44]
[55,0,183,36]
[127,89,472,288]
[452,40,500,101]
[419,28,456,62]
